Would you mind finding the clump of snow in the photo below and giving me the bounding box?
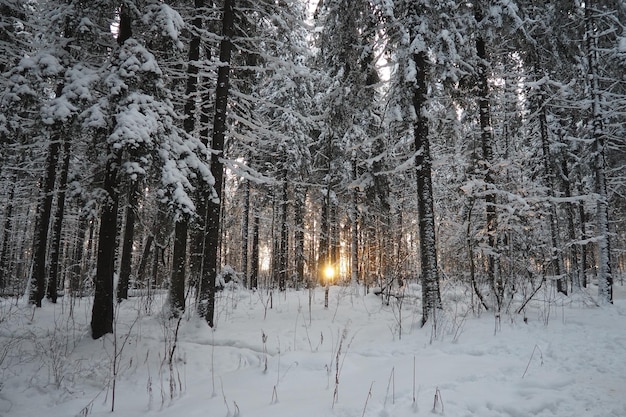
[40,96,77,124]
[618,36,626,53]
[142,4,185,50]
[1,283,625,417]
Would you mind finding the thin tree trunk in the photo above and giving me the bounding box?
[537,97,566,294]
[0,181,14,291]
[294,187,305,290]
[250,205,259,289]
[241,180,250,287]
[585,1,612,304]
[200,0,234,327]
[278,181,288,291]
[475,4,500,310]
[137,234,153,284]
[412,50,441,326]
[117,182,137,302]
[169,0,204,316]
[559,156,581,290]
[351,159,359,291]
[30,135,61,306]
[579,196,588,288]
[69,214,88,296]
[47,137,72,303]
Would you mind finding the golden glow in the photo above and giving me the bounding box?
[323,264,335,282]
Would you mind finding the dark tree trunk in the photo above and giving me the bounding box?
[91,152,120,339]
[170,220,187,314]
[200,0,234,327]
[47,137,72,303]
[168,0,204,316]
[250,207,259,290]
[537,96,566,294]
[189,13,214,295]
[69,214,88,296]
[30,135,61,307]
[278,181,288,291]
[412,50,441,326]
[241,180,250,288]
[559,156,581,290]
[91,0,133,340]
[0,181,14,291]
[137,234,153,284]
[475,5,500,310]
[294,187,306,289]
[318,188,330,285]
[579,198,588,288]
[585,1,612,303]
[117,183,137,302]
[351,156,359,289]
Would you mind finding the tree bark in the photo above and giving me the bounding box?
[91,152,120,339]
[474,4,500,310]
[250,206,259,289]
[47,136,72,303]
[585,2,612,304]
[412,50,441,326]
[0,181,14,291]
[294,186,306,290]
[200,0,234,327]
[537,93,566,294]
[117,182,137,302]
[278,181,288,291]
[168,0,205,316]
[29,135,61,306]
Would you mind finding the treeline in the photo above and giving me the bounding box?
[0,0,624,337]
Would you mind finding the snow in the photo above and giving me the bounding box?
[618,36,626,54]
[41,96,77,124]
[1,283,626,417]
[142,4,185,50]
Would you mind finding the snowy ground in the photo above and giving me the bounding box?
[1,281,625,417]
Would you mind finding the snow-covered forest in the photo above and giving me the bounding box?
[0,0,625,415]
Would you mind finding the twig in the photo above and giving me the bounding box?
[522,344,543,378]
[384,366,395,406]
[412,356,416,405]
[361,381,374,417]
[432,387,444,414]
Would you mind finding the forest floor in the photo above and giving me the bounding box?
[1,280,625,417]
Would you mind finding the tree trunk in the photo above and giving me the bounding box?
[47,137,72,303]
[474,5,500,311]
[91,152,120,339]
[294,186,306,290]
[559,156,581,291]
[278,181,288,291]
[318,187,330,285]
[412,50,441,326]
[585,2,612,304]
[69,214,88,296]
[200,0,234,327]
[29,134,61,306]
[537,95,566,294]
[0,181,14,291]
[579,196,588,288]
[351,161,359,291]
[250,205,259,290]
[170,220,187,314]
[168,0,204,316]
[117,182,137,302]
[137,234,153,285]
[241,180,250,287]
